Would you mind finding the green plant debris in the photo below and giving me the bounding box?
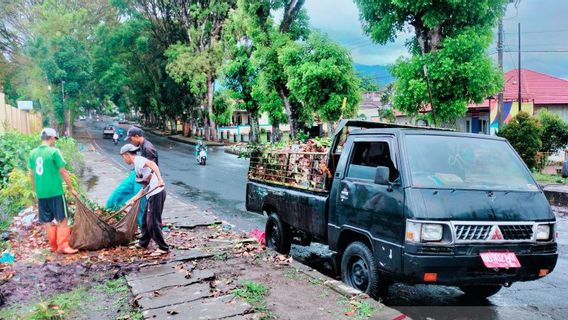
[339,296,378,320]
[0,287,90,320]
[232,281,274,319]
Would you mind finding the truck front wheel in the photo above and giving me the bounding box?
[265,213,292,255]
[341,241,385,299]
[459,285,502,299]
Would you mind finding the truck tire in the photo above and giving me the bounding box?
[459,285,502,299]
[265,213,292,255]
[341,241,384,299]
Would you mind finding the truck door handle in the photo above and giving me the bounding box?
[340,189,349,201]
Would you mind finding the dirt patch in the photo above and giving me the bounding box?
[200,251,376,319]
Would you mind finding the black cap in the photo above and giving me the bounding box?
[125,126,143,140]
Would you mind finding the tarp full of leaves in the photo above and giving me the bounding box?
[69,197,141,251]
[248,139,331,192]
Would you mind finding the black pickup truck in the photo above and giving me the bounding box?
[246,120,558,299]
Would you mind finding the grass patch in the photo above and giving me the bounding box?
[0,287,90,320]
[95,278,130,295]
[533,172,566,184]
[232,281,273,319]
[339,297,377,320]
[94,277,142,318]
[308,277,323,285]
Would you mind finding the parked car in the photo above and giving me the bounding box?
[103,125,115,139]
[79,116,86,121]
[246,120,558,300]
[118,118,128,124]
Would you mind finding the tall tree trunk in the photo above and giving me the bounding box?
[277,85,299,139]
[65,109,72,137]
[248,112,260,144]
[327,121,335,137]
[271,121,282,143]
[206,74,216,141]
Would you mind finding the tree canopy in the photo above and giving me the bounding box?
[355,0,505,125]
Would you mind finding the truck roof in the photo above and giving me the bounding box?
[349,127,507,141]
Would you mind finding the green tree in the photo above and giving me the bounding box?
[537,109,568,153]
[222,6,261,143]
[355,0,505,125]
[499,112,542,169]
[378,108,396,123]
[212,90,233,126]
[279,32,361,132]
[164,0,237,141]
[242,0,309,140]
[358,74,380,92]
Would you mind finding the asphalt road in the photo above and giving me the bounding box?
[81,119,567,320]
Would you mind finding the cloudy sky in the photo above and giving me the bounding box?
[304,0,568,79]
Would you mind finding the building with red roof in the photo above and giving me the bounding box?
[462,69,568,134]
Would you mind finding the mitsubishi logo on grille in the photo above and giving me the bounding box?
[490,226,503,240]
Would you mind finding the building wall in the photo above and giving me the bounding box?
[535,105,568,122]
[456,113,490,134]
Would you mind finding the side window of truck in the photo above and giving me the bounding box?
[346,142,398,182]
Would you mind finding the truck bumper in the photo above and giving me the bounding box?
[402,251,558,286]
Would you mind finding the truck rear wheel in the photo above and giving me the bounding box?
[265,213,292,255]
[341,241,386,299]
[459,285,502,299]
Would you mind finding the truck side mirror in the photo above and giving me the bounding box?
[562,161,568,178]
[375,166,390,185]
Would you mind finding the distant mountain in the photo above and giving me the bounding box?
[354,63,395,88]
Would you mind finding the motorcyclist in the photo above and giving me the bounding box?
[113,131,119,145]
[195,140,206,155]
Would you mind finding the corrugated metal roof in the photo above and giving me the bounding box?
[501,69,568,105]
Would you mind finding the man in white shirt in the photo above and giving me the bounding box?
[120,144,169,256]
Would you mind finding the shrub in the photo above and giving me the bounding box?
[0,132,38,186]
[0,131,84,225]
[0,168,36,219]
[499,111,542,169]
[537,109,568,153]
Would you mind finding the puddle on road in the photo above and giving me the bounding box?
[85,175,99,192]
[170,180,264,231]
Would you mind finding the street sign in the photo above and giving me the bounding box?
[17,101,33,110]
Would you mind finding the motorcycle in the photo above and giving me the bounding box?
[195,145,207,165]
[113,133,119,145]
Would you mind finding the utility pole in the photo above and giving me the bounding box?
[518,22,522,112]
[497,17,504,130]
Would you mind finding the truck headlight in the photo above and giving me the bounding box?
[406,221,444,242]
[421,224,443,242]
[536,224,551,241]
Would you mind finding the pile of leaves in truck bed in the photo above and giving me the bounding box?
[248,138,332,191]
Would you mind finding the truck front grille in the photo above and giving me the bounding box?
[455,225,492,241]
[454,223,534,242]
[499,225,534,240]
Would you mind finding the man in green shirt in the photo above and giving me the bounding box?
[28,128,78,254]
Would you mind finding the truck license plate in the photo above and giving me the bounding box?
[480,252,521,268]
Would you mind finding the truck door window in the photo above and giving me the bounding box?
[347,142,398,182]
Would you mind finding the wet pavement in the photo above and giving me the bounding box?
[81,120,568,320]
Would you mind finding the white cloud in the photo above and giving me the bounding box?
[305,0,568,78]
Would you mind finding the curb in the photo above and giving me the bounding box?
[167,135,224,147]
[290,260,410,320]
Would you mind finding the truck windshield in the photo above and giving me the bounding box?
[405,135,538,191]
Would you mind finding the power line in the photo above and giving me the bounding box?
[504,29,568,35]
[504,50,568,52]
